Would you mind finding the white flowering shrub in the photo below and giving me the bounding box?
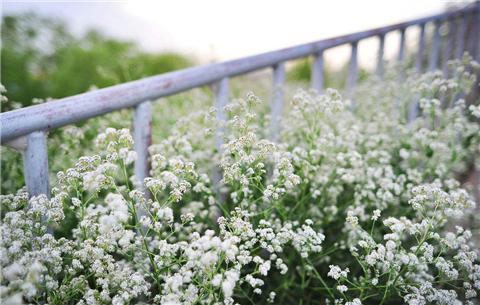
[1,56,480,305]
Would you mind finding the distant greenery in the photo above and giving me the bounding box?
[1,13,193,111]
[287,57,371,89]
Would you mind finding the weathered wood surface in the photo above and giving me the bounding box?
[23,131,50,198]
[271,63,286,142]
[133,100,152,203]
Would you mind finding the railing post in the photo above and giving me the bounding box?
[411,24,426,123]
[346,41,358,97]
[398,28,406,63]
[475,3,480,62]
[455,15,467,59]
[133,101,152,202]
[465,7,480,62]
[271,62,285,142]
[408,96,419,123]
[23,131,50,198]
[376,34,385,77]
[214,77,229,151]
[311,50,324,93]
[443,18,456,76]
[212,77,229,205]
[428,20,442,72]
[416,23,426,73]
[466,13,475,58]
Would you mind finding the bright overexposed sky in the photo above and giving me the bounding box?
[1,0,471,68]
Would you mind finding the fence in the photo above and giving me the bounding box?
[1,2,480,198]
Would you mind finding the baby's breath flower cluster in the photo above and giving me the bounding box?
[1,58,480,305]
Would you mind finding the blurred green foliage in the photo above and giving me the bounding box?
[287,57,370,89]
[1,13,193,111]
[0,12,194,193]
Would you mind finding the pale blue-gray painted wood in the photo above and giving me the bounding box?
[428,21,442,72]
[212,78,229,204]
[415,23,426,73]
[407,98,418,123]
[24,131,50,198]
[133,100,152,203]
[466,9,480,61]
[455,16,467,59]
[395,29,406,118]
[466,13,475,57]
[476,4,480,62]
[311,51,324,92]
[398,28,406,62]
[376,34,385,77]
[410,24,427,123]
[270,63,285,142]
[214,78,229,151]
[347,41,359,96]
[443,19,456,76]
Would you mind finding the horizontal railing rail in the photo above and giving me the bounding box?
[1,1,479,198]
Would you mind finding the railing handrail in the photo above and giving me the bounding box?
[1,2,478,144]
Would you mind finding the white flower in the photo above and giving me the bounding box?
[345,298,362,305]
[346,211,359,227]
[259,260,271,276]
[469,104,480,118]
[267,291,276,303]
[72,197,82,207]
[371,209,381,221]
[222,269,240,299]
[337,285,348,293]
[327,265,349,280]
[211,274,222,287]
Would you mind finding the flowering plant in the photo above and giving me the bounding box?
[1,57,480,305]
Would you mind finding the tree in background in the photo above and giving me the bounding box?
[1,13,193,111]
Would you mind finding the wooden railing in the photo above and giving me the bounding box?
[1,2,479,198]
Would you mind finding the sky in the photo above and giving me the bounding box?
[1,0,471,68]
